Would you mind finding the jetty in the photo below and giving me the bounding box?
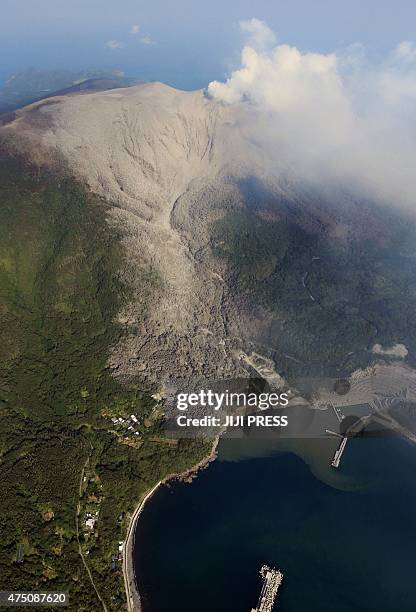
[251,565,283,612]
[325,429,349,469]
[331,435,348,468]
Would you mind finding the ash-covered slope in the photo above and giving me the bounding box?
[5,81,416,387]
[5,82,267,385]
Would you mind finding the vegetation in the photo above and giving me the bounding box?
[0,142,209,610]
[212,202,416,379]
[0,69,135,115]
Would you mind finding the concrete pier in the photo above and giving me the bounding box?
[251,565,283,612]
[331,436,348,468]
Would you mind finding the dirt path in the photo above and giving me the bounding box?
[76,449,108,612]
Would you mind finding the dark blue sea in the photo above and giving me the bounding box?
[134,437,416,611]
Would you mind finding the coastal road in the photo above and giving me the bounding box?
[123,482,162,612]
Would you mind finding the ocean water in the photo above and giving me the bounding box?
[134,437,416,611]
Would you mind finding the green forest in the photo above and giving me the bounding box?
[212,199,416,379]
[0,139,209,611]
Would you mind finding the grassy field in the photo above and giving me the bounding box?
[0,141,209,610]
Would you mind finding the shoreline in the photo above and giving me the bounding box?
[123,436,220,612]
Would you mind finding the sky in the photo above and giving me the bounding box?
[207,18,416,209]
[1,0,416,88]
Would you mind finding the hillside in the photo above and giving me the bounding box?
[1,81,416,609]
[0,136,209,610]
[5,82,416,385]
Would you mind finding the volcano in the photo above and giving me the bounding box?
[3,81,416,386]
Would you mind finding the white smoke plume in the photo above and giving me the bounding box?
[208,19,416,209]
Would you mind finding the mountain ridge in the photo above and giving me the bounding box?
[3,82,416,389]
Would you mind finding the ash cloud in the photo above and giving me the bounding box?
[208,19,416,210]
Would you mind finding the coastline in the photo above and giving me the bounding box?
[123,437,416,612]
[123,436,220,612]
